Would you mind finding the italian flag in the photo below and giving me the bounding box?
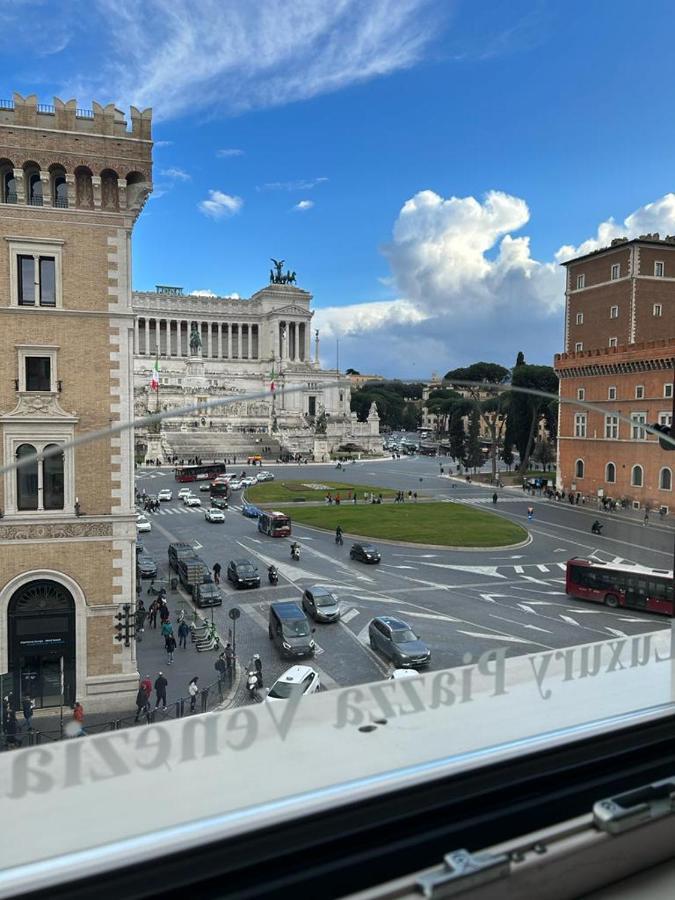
[269,367,276,393]
[150,358,160,392]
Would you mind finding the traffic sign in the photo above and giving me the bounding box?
[228,607,241,620]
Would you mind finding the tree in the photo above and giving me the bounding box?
[532,437,555,471]
[509,365,559,474]
[465,406,483,471]
[345,368,360,375]
[444,362,510,400]
[448,408,466,466]
[445,362,509,477]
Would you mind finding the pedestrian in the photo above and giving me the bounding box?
[188,676,199,713]
[407,491,412,501]
[492,492,498,505]
[215,653,227,687]
[72,701,86,736]
[159,600,170,624]
[213,562,221,585]
[644,509,649,525]
[254,653,263,688]
[161,619,174,639]
[154,672,168,709]
[5,711,20,749]
[165,632,177,664]
[135,599,146,634]
[148,599,158,629]
[22,695,34,732]
[527,505,534,520]
[134,685,150,722]
[178,619,190,649]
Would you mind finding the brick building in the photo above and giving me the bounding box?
[0,93,152,712]
[555,235,675,509]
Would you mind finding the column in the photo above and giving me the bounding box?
[143,319,149,355]
[207,322,213,358]
[91,174,102,209]
[293,323,299,362]
[65,173,76,208]
[12,168,25,203]
[243,325,249,360]
[134,319,140,355]
[39,171,52,207]
[227,324,232,360]
[237,324,242,360]
[217,323,222,358]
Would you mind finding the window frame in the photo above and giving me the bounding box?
[604,414,619,439]
[576,388,585,402]
[608,386,617,401]
[610,263,620,280]
[16,345,58,392]
[575,459,584,479]
[575,312,584,325]
[605,462,616,483]
[654,261,664,277]
[2,428,75,516]
[664,383,673,399]
[576,274,585,289]
[631,464,644,488]
[631,412,647,441]
[575,342,583,352]
[653,303,663,317]
[6,237,64,309]
[608,337,618,348]
[609,305,619,319]
[574,413,587,438]
[659,467,672,492]
[658,411,673,428]
[635,385,644,400]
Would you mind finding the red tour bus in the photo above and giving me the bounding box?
[258,511,292,538]
[174,463,226,483]
[566,557,674,616]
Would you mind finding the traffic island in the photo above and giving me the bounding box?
[246,480,399,504]
[275,502,529,548]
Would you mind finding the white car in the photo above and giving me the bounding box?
[204,507,225,523]
[184,495,202,507]
[390,669,420,680]
[136,517,152,533]
[158,489,173,502]
[241,476,257,486]
[266,666,321,702]
[257,471,274,482]
[228,480,243,490]
[177,487,192,500]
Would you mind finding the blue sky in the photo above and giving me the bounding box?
[3,0,675,376]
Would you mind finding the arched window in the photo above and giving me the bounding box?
[659,467,672,491]
[605,462,616,483]
[575,459,584,479]
[0,158,16,203]
[43,443,64,509]
[16,443,38,510]
[126,170,148,208]
[50,164,68,208]
[100,168,119,210]
[74,166,93,208]
[631,465,643,487]
[23,162,43,206]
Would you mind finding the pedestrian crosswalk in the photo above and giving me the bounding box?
[444,496,528,505]
[139,503,245,516]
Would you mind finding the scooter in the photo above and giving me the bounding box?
[247,670,262,703]
[290,544,300,561]
[268,566,279,585]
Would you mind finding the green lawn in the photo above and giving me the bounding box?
[246,480,398,504]
[275,502,528,547]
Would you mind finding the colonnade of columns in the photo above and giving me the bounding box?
[135,319,262,359]
[277,320,309,362]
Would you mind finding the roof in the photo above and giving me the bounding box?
[570,557,673,578]
[561,235,675,267]
[271,601,305,617]
[274,666,316,684]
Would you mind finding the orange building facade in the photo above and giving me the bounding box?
[555,236,675,510]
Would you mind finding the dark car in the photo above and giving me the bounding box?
[368,616,431,669]
[135,539,144,557]
[241,502,263,518]
[268,602,315,658]
[227,558,261,589]
[136,552,158,579]
[350,542,381,564]
[210,496,229,510]
[302,586,340,623]
[193,582,223,608]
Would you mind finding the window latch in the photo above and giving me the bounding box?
[593,777,675,835]
[416,849,510,898]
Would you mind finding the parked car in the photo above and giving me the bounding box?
[302,586,340,623]
[135,539,144,556]
[266,666,321,702]
[136,517,152,533]
[210,496,229,510]
[177,487,191,500]
[193,582,223,608]
[350,542,381,564]
[136,552,157,579]
[241,502,263,518]
[157,489,173,501]
[268,602,315,659]
[183,495,202,507]
[368,616,431,669]
[390,669,420,680]
[228,480,244,491]
[227,558,261,589]
[256,471,274,482]
[204,507,225,523]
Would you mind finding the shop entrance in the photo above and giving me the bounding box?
[7,579,76,709]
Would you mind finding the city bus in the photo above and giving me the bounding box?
[210,480,230,499]
[565,557,674,616]
[174,463,227,483]
[258,511,292,538]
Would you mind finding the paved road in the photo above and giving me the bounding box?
[136,458,673,700]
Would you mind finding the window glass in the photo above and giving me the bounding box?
[43,444,64,510]
[606,462,616,482]
[25,357,51,391]
[18,255,35,305]
[40,257,56,306]
[16,443,38,510]
[660,468,672,491]
[631,465,643,487]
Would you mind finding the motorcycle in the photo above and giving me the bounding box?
[247,670,262,703]
[290,544,300,561]
[335,531,344,546]
[268,566,279,585]
[591,522,603,535]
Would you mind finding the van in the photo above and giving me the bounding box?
[268,601,316,659]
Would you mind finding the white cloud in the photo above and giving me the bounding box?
[293,199,314,212]
[260,177,328,192]
[154,140,173,148]
[161,166,191,181]
[198,190,243,219]
[85,0,440,120]
[190,289,217,297]
[316,190,675,377]
[224,293,241,299]
[217,148,244,158]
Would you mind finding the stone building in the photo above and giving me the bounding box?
[0,93,151,712]
[555,235,675,509]
[132,282,383,460]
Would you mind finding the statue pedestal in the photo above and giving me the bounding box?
[145,434,164,464]
[186,355,205,378]
[313,435,329,462]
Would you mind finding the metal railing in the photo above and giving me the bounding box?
[0,99,14,110]
[53,197,69,208]
[76,108,94,119]
[37,103,55,114]
[1,192,17,204]
[27,196,43,207]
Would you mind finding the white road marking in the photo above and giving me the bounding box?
[520,574,551,585]
[383,565,416,570]
[514,565,524,574]
[605,626,627,638]
[457,630,537,645]
[536,564,550,573]
[417,563,506,579]
[559,614,580,626]
[517,604,537,614]
[489,615,552,634]
[192,541,203,550]
[341,609,360,624]
[557,563,567,570]
[404,611,459,623]
[479,593,507,603]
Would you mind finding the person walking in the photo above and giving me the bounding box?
[21,695,34,732]
[213,562,221,585]
[154,672,168,709]
[527,505,534,520]
[165,632,177,664]
[492,492,498,505]
[148,599,158,629]
[5,711,20,749]
[135,599,147,635]
[215,653,227,690]
[72,702,86,736]
[254,654,263,689]
[188,676,199,713]
[178,619,190,649]
[134,685,150,723]
[159,600,170,625]
[643,509,649,526]
[224,642,234,674]
[161,619,174,639]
